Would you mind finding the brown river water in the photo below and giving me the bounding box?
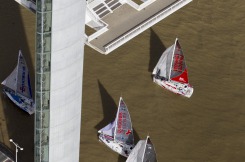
[1,0,245,162]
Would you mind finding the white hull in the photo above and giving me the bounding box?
[99,133,134,157]
[3,89,35,115]
[153,77,193,98]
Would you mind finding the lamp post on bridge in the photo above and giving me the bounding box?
[9,139,23,162]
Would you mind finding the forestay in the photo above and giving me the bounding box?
[114,97,134,145]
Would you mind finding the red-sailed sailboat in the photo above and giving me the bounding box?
[152,38,193,98]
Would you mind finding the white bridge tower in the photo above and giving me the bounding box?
[34,0,86,161]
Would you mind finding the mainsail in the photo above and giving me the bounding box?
[170,39,188,84]
[16,50,32,98]
[153,38,189,83]
[126,136,157,162]
[1,50,32,98]
[114,97,134,145]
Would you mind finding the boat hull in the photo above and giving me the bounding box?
[153,77,193,98]
[98,133,134,157]
[3,89,35,115]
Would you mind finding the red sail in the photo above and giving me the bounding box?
[171,68,189,84]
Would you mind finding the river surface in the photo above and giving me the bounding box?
[1,0,245,162]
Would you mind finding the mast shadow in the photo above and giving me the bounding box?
[149,28,166,76]
[94,80,118,131]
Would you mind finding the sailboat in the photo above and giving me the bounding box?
[98,97,134,157]
[152,38,194,98]
[126,136,157,162]
[1,50,35,115]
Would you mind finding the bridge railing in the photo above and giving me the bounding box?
[126,0,156,11]
[104,0,192,54]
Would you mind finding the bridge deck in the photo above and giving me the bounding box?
[89,0,180,53]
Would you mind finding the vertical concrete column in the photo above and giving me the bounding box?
[35,0,86,161]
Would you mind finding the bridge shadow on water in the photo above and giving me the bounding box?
[95,80,140,162]
[148,28,166,77]
[0,1,35,162]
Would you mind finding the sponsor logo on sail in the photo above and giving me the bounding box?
[117,112,127,134]
[125,129,131,135]
[20,66,26,92]
[179,77,185,82]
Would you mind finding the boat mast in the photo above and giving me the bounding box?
[113,97,121,141]
[15,50,21,94]
[168,38,178,80]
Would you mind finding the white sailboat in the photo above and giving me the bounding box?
[98,97,134,157]
[1,50,35,114]
[152,38,193,98]
[126,136,157,162]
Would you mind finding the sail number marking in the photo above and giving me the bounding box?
[117,112,127,134]
[20,66,26,92]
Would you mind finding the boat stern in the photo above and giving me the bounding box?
[185,86,194,98]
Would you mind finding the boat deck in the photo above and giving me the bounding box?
[88,0,190,54]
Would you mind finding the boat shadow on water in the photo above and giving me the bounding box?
[94,80,118,132]
[0,1,35,161]
[148,28,166,76]
[95,80,140,161]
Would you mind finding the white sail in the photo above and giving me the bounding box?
[153,38,189,84]
[1,66,18,91]
[16,50,32,98]
[98,120,116,137]
[126,140,146,162]
[152,38,193,97]
[126,136,157,162]
[114,97,134,145]
[152,44,175,80]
